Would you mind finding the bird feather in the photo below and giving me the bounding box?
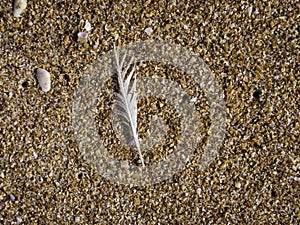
[114,45,145,167]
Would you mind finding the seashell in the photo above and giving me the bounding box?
[13,0,27,17]
[77,32,88,44]
[36,68,51,92]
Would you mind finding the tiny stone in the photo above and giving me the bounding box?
[9,194,15,201]
[294,177,300,181]
[190,97,197,102]
[75,217,80,223]
[144,27,153,36]
[16,217,22,223]
[235,182,241,189]
[33,152,38,159]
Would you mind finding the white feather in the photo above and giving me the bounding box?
[114,45,145,167]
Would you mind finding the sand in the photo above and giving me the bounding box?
[0,0,299,224]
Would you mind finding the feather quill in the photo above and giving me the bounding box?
[114,45,145,167]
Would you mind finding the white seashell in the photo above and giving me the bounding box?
[13,0,27,17]
[36,68,51,92]
[77,32,88,44]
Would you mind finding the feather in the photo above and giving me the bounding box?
[114,45,145,167]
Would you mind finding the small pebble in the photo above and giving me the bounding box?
[190,97,197,103]
[75,216,80,222]
[33,152,38,159]
[9,194,15,201]
[36,68,51,92]
[235,182,241,189]
[144,27,153,36]
[13,0,27,17]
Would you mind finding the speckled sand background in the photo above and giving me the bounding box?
[0,0,299,224]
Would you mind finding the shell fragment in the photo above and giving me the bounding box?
[84,20,92,31]
[77,32,88,44]
[36,68,51,92]
[13,0,27,17]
